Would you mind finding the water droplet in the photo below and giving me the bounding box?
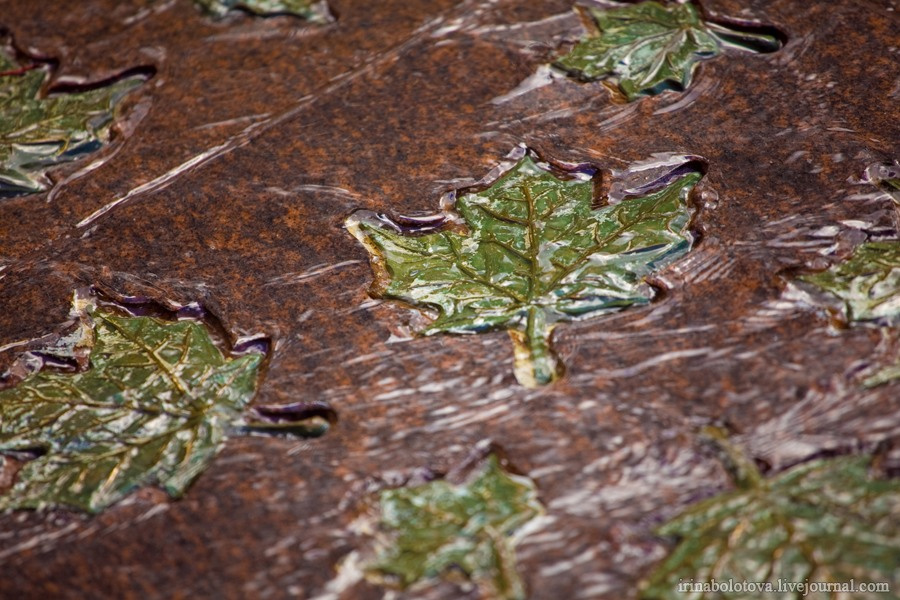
[701,188,719,209]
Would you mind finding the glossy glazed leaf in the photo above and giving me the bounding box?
[799,168,900,387]
[348,155,701,386]
[642,453,900,600]
[366,455,543,600]
[800,241,900,324]
[0,307,265,513]
[194,0,331,21]
[862,361,900,388]
[0,49,142,198]
[555,1,782,101]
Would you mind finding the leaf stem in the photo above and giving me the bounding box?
[701,426,764,491]
[508,306,561,387]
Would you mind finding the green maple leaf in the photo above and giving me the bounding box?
[554,1,783,101]
[0,47,144,198]
[194,0,332,21]
[347,154,703,386]
[796,164,900,387]
[0,298,327,513]
[641,431,900,600]
[365,455,543,600]
[800,240,900,387]
[800,241,900,325]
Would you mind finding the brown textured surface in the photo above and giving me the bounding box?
[0,0,899,598]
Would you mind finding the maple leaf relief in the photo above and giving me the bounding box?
[364,454,543,600]
[0,43,147,198]
[0,294,329,513]
[555,0,784,101]
[194,0,333,22]
[347,151,705,386]
[642,428,900,600]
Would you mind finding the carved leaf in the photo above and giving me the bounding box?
[642,435,900,599]
[0,48,143,198]
[194,0,332,21]
[348,153,703,386]
[0,299,326,513]
[365,455,543,600]
[800,241,900,325]
[555,1,783,101]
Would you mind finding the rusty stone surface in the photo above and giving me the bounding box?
[0,0,898,598]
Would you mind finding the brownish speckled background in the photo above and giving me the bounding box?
[0,0,899,598]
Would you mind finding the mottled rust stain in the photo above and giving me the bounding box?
[0,0,899,598]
